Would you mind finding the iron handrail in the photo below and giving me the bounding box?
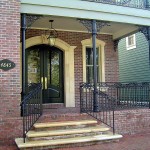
[80,83,116,134]
[20,83,42,143]
[81,0,150,10]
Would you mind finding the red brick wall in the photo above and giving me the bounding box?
[0,0,21,117]
[115,109,150,134]
[0,0,21,145]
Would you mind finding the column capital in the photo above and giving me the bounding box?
[78,19,110,33]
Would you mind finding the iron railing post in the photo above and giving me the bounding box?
[40,86,43,115]
[21,13,26,116]
[80,85,82,113]
[113,108,115,135]
[22,102,26,143]
[92,20,99,112]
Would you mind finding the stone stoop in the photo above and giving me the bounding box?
[15,120,122,149]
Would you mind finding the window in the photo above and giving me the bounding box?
[81,38,105,83]
[86,47,100,83]
[126,34,136,50]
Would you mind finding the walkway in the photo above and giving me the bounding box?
[0,133,150,150]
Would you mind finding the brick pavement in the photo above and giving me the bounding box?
[55,133,150,150]
[0,133,150,150]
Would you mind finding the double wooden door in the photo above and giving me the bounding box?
[26,45,64,103]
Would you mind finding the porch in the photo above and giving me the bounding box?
[15,81,150,149]
[16,0,150,149]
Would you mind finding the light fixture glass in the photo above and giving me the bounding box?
[45,20,58,46]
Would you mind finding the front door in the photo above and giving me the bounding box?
[26,45,64,103]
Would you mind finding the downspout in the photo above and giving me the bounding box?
[21,14,26,115]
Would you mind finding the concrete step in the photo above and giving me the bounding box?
[27,125,109,138]
[15,133,123,149]
[34,120,97,129]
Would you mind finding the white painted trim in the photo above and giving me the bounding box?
[24,36,76,107]
[21,0,150,26]
[126,34,136,50]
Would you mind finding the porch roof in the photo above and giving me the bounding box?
[26,16,140,40]
[21,0,150,40]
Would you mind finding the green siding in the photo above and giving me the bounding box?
[118,32,150,82]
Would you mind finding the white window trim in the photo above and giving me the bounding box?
[81,38,106,83]
[126,34,136,50]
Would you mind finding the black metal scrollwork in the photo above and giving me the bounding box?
[26,15,42,29]
[81,0,147,9]
[78,19,110,33]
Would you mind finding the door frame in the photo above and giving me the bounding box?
[23,35,76,107]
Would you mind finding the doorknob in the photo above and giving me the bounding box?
[45,77,47,89]
[41,77,44,89]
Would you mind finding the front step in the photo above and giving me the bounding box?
[15,119,122,149]
[27,125,109,138]
[34,120,97,129]
[15,133,122,149]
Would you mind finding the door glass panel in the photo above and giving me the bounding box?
[27,49,40,84]
[47,50,60,98]
[51,51,59,87]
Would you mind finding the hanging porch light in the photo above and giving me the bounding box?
[45,20,58,46]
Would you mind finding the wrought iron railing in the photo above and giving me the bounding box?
[81,0,150,9]
[100,82,150,109]
[80,82,150,133]
[20,83,42,143]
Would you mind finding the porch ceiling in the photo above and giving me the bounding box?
[29,16,139,40]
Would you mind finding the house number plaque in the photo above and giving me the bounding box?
[0,59,16,71]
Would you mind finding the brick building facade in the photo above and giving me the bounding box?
[0,0,150,148]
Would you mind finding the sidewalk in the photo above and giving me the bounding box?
[0,133,150,150]
[56,133,150,150]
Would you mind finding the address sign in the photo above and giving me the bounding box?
[0,59,16,71]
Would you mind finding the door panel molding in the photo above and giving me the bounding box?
[24,36,76,107]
